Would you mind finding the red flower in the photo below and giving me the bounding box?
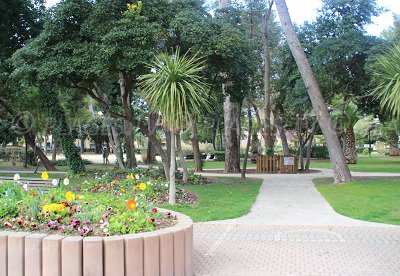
[149,217,155,223]
[60,201,69,207]
[152,207,158,213]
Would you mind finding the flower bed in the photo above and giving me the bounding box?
[0,170,194,275]
[0,209,193,276]
[0,171,195,236]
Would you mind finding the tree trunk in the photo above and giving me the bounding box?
[211,118,218,150]
[388,132,399,156]
[241,103,252,179]
[106,119,125,169]
[102,93,124,168]
[93,82,169,178]
[344,127,357,164]
[146,113,158,164]
[43,88,85,174]
[190,118,202,172]
[24,140,28,168]
[296,115,304,171]
[169,131,176,205]
[305,120,318,171]
[24,132,56,171]
[119,72,137,168]
[224,95,241,173]
[275,0,352,183]
[176,131,188,183]
[263,3,274,153]
[276,114,290,156]
[165,130,172,167]
[52,137,57,162]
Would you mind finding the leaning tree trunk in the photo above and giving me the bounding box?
[344,127,357,164]
[190,118,202,172]
[224,95,241,173]
[388,132,399,156]
[241,103,252,179]
[176,131,188,183]
[24,132,56,171]
[305,120,318,171]
[106,120,125,169]
[275,0,352,183]
[169,131,176,205]
[276,114,290,156]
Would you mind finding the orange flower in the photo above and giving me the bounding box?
[127,199,137,210]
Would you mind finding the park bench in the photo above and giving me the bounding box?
[0,176,60,192]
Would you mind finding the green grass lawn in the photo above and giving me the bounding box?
[311,155,400,173]
[183,160,256,170]
[314,177,400,225]
[162,177,262,222]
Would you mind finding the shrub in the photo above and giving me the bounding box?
[214,151,225,161]
[52,159,92,166]
[311,145,329,159]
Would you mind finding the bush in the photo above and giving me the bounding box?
[362,148,370,155]
[311,145,329,159]
[52,159,92,166]
[0,147,36,165]
[214,151,225,161]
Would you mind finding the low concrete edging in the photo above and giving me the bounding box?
[0,209,193,276]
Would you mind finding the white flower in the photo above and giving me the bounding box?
[13,174,20,181]
[63,178,70,185]
[52,179,58,186]
[23,184,28,192]
[135,174,140,180]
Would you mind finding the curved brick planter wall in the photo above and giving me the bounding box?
[0,209,193,276]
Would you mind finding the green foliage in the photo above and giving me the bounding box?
[311,145,330,159]
[0,147,36,165]
[0,182,23,218]
[41,87,85,174]
[140,49,211,131]
[214,151,225,161]
[0,119,19,145]
[371,44,400,118]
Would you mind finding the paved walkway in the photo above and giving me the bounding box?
[193,170,400,275]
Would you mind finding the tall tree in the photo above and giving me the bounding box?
[275,0,352,183]
[140,49,210,204]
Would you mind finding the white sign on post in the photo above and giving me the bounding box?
[283,157,294,166]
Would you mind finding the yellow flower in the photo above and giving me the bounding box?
[42,203,65,213]
[65,191,76,202]
[126,173,135,180]
[138,182,147,191]
[41,171,49,180]
[76,194,83,200]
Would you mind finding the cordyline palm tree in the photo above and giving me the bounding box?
[140,49,210,204]
[343,103,361,164]
[372,44,400,117]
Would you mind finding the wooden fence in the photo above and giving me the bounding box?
[256,155,298,174]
